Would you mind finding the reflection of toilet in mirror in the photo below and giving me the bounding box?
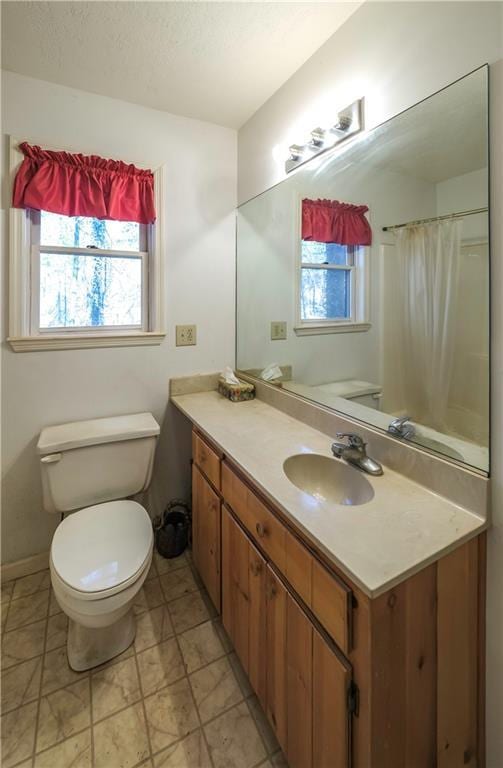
[38,413,159,671]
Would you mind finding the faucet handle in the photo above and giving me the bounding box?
[335,432,366,448]
[390,415,412,427]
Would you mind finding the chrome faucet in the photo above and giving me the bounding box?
[331,433,383,476]
[387,415,415,440]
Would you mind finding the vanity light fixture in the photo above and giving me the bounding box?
[285,98,364,173]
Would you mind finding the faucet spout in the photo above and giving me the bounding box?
[331,433,383,476]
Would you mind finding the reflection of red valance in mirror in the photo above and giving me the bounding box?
[302,198,371,246]
[12,142,156,224]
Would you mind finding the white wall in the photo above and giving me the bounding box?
[238,1,502,205]
[1,71,237,564]
[238,3,502,764]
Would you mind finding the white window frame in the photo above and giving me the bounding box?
[8,136,167,351]
[294,196,371,336]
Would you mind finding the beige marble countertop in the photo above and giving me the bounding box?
[172,391,486,598]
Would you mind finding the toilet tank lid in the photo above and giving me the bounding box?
[37,412,160,455]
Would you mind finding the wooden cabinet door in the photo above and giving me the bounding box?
[221,506,266,703]
[192,464,221,611]
[313,629,351,768]
[265,567,288,755]
[287,594,313,768]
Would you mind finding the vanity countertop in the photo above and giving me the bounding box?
[171,390,486,598]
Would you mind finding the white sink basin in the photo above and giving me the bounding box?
[283,453,375,506]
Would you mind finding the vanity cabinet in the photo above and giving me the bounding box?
[190,428,485,768]
[222,504,351,768]
[191,433,222,611]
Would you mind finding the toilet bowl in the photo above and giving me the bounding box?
[50,499,154,670]
[38,412,160,671]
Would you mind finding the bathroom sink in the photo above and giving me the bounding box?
[283,453,375,506]
[408,435,464,462]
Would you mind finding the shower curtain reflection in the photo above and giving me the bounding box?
[395,219,461,433]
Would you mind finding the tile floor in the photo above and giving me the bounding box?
[1,551,288,768]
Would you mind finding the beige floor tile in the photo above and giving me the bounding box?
[144,677,199,753]
[49,589,62,616]
[146,559,158,581]
[153,729,211,768]
[159,567,199,603]
[190,657,243,724]
[46,613,68,652]
[154,552,187,576]
[204,701,266,768]
[134,578,165,615]
[137,638,185,696]
[34,728,92,768]
[93,701,150,768]
[1,601,9,632]
[178,620,226,674]
[12,570,51,601]
[168,592,211,634]
[6,589,50,631]
[1,655,43,712]
[41,645,87,695]
[0,700,38,768]
[135,605,174,653]
[36,679,91,752]
[1,580,14,603]
[247,696,279,755]
[1,618,46,668]
[92,656,141,722]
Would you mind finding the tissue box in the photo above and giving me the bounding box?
[218,376,255,402]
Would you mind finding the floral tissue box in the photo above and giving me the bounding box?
[218,376,255,402]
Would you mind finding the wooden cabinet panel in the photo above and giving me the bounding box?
[192,465,221,611]
[221,507,266,704]
[287,594,313,768]
[285,529,312,606]
[313,630,351,768]
[222,462,286,572]
[312,557,351,654]
[265,567,288,755]
[193,431,221,490]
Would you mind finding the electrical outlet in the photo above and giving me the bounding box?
[271,321,287,341]
[176,324,197,346]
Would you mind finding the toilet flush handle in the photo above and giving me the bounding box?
[40,453,62,464]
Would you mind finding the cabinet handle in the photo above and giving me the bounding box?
[256,522,266,538]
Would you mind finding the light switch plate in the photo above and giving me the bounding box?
[176,324,197,346]
[271,321,287,341]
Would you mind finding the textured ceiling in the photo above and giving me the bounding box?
[1,1,361,128]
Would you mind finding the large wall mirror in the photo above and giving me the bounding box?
[236,66,489,474]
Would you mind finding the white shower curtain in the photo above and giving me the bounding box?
[395,219,461,431]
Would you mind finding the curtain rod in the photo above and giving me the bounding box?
[382,206,488,232]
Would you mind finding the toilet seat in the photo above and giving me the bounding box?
[51,500,153,600]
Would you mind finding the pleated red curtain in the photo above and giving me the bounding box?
[302,198,371,246]
[13,142,156,224]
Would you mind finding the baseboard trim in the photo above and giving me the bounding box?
[1,551,49,582]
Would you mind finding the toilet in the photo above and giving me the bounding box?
[37,412,160,671]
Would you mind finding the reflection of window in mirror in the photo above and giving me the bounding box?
[296,240,369,335]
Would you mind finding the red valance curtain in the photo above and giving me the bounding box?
[302,198,371,246]
[12,142,156,224]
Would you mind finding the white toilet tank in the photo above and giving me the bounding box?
[37,413,160,514]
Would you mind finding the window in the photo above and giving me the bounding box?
[33,211,148,332]
[296,239,369,335]
[8,138,166,351]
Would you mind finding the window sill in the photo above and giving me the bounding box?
[8,331,166,352]
[294,322,371,336]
